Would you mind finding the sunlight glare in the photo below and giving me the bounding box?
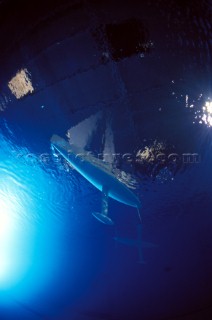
[201,101,212,127]
[0,188,25,288]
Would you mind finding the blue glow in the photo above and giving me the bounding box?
[0,202,18,285]
[0,178,30,288]
[0,127,64,299]
[0,177,35,289]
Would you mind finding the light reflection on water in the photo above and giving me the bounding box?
[0,123,74,298]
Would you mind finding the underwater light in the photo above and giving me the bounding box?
[0,189,26,288]
[201,101,212,126]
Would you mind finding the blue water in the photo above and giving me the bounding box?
[0,1,212,319]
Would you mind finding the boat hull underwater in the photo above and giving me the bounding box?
[50,135,157,264]
[51,134,141,225]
